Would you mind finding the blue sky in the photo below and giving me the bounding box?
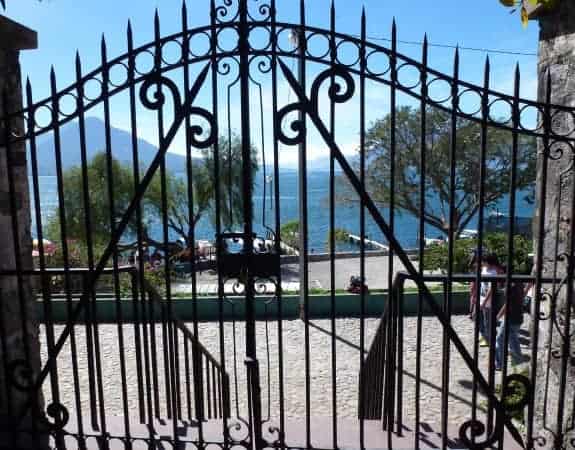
[6,0,540,167]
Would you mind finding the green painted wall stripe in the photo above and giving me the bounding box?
[36,291,469,323]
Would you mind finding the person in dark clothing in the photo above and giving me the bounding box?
[495,281,524,370]
[478,254,504,347]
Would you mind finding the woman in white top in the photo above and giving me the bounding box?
[478,254,503,347]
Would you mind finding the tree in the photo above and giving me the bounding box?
[144,135,258,247]
[338,106,537,238]
[46,136,259,251]
[423,232,533,274]
[280,219,299,250]
[498,0,559,27]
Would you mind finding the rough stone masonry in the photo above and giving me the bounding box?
[0,15,45,449]
[533,2,575,448]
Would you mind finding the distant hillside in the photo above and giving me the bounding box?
[33,117,191,175]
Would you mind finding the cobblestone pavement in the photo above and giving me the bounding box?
[40,314,530,434]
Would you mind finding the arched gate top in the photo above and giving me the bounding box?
[1,0,574,147]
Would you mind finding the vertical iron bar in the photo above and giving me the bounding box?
[270,1,286,445]
[206,358,213,419]
[75,53,106,434]
[101,37,131,437]
[153,12,180,434]
[126,21,150,426]
[526,69,551,446]
[328,3,338,448]
[238,0,262,448]
[499,64,521,450]
[209,1,228,445]
[359,8,367,449]
[471,57,490,442]
[388,21,397,440]
[442,48,459,450]
[414,34,428,450]
[25,80,64,448]
[396,275,404,433]
[184,329,192,421]
[296,2,311,447]
[184,1,205,440]
[50,67,85,441]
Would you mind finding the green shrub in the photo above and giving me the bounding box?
[423,233,533,274]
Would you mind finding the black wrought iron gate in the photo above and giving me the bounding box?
[1,0,575,449]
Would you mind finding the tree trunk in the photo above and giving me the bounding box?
[532,2,575,448]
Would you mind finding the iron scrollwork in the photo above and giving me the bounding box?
[459,374,531,450]
[7,360,70,432]
[276,65,355,146]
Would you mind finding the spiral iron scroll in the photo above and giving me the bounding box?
[459,374,531,450]
[276,65,355,146]
[6,359,70,432]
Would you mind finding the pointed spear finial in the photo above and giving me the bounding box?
[49,66,57,91]
[154,9,160,37]
[422,33,428,66]
[181,0,187,17]
[99,36,108,68]
[25,76,32,99]
[25,77,33,110]
[483,55,490,89]
[330,0,335,33]
[361,7,366,41]
[391,18,397,52]
[127,19,133,40]
[453,45,459,78]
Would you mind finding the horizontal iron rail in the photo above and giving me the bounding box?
[0,266,135,276]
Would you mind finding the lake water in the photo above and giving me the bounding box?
[31,171,533,252]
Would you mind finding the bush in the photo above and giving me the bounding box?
[423,233,533,274]
[325,228,351,252]
[280,219,299,250]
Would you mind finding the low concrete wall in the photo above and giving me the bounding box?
[280,249,419,264]
[37,291,469,323]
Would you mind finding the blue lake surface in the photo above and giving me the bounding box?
[31,170,534,252]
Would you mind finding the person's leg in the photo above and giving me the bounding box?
[495,321,505,369]
[509,323,522,362]
[483,308,492,343]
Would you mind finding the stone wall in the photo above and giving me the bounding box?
[0,16,44,449]
[533,2,575,448]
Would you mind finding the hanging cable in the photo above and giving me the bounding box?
[356,34,537,57]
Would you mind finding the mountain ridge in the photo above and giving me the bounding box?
[32,117,191,175]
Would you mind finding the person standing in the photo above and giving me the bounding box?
[478,254,504,347]
[495,281,525,370]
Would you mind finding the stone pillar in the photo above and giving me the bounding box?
[0,15,45,449]
[533,2,575,448]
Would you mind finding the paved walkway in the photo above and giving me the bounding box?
[172,255,418,294]
[40,314,530,441]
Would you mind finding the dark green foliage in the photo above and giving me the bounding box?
[325,228,351,251]
[339,106,537,237]
[280,219,299,250]
[423,232,533,273]
[46,136,258,249]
